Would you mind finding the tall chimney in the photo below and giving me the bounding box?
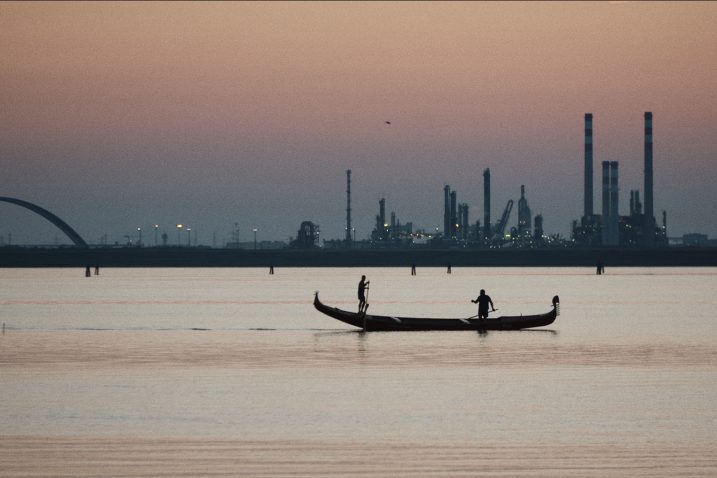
[461,204,469,241]
[601,161,619,245]
[379,198,386,241]
[443,185,451,237]
[390,211,396,240]
[610,161,619,237]
[584,113,593,218]
[450,190,457,239]
[601,161,611,245]
[630,190,635,216]
[345,170,352,244]
[483,168,491,239]
[644,112,653,219]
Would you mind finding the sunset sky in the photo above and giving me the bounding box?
[2,1,716,245]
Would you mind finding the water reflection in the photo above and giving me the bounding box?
[2,267,717,477]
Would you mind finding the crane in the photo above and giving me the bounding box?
[493,200,514,240]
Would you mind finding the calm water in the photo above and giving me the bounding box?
[1,267,716,476]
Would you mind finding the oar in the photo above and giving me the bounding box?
[362,287,370,331]
[467,309,498,319]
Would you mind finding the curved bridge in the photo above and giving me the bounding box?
[0,196,88,247]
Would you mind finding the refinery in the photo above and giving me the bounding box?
[3,111,717,267]
[301,111,669,250]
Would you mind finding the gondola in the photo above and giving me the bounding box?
[314,292,559,331]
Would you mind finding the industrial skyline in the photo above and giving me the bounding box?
[361,111,664,248]
[2,2,716,245]
[0,110,704,248]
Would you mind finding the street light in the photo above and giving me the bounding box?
[187,227,192,247]
[154,224,159,247]
[137,227,142,246]
[176,224,183,246]
[253,228,258,250]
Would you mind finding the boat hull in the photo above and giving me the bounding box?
[314,293,559,331]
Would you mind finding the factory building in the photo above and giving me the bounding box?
[292,221,319,248]
[517,185,532,237]
[534,214,544,244]
[443,185,467,241]
[372,198,412,243]
[572,112,667,247]
[375,198,387,241]
[458,203,469,241]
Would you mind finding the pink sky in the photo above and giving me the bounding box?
[2,1,716,244]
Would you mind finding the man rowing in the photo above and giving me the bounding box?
[358,275,370,313]
[471,289,495,320]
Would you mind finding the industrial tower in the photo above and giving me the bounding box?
[345,170,352,245]
[643,112,655,245]
[483,168,491,239]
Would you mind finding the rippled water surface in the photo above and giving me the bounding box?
[1,267,716,476]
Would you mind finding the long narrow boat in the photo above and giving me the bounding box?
[314,292,559,331]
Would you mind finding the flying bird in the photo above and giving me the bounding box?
[385,121,391,125]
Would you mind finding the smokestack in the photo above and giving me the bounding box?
[390,211,396,240]
[450,190,457,239]
[518,184,532,236]
[345,170,352,244]
[643,112,655,245]
[601,161,619,245]
[584,113,593,218]
[460,204,469,241]
[443,185,451,237]
[534,214,544,242]
[644,112,653,219]
[630,190,642,215]
[379,198,386,230]
[483,168,491,238]
[610,161,619,227]
[601,161,611,245]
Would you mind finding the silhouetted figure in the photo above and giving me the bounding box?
[411,264,417,276]
[596,261,605,275]
[471,289,495,320]
[269,265,274,275]
[94,266,99,276]
[447,264,452,274]
[358,275,370,313]
[85,266,91,277]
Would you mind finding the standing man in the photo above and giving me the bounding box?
[358,275,370,313]
[471,289,495,320]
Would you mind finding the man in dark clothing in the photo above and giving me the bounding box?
[358,275,370,313]
[471,289,495,320]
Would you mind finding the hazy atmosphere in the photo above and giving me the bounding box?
[2,1,716,245]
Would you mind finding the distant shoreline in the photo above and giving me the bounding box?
[1,246,716,267]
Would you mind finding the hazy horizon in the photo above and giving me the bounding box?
[2,1,716,245]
